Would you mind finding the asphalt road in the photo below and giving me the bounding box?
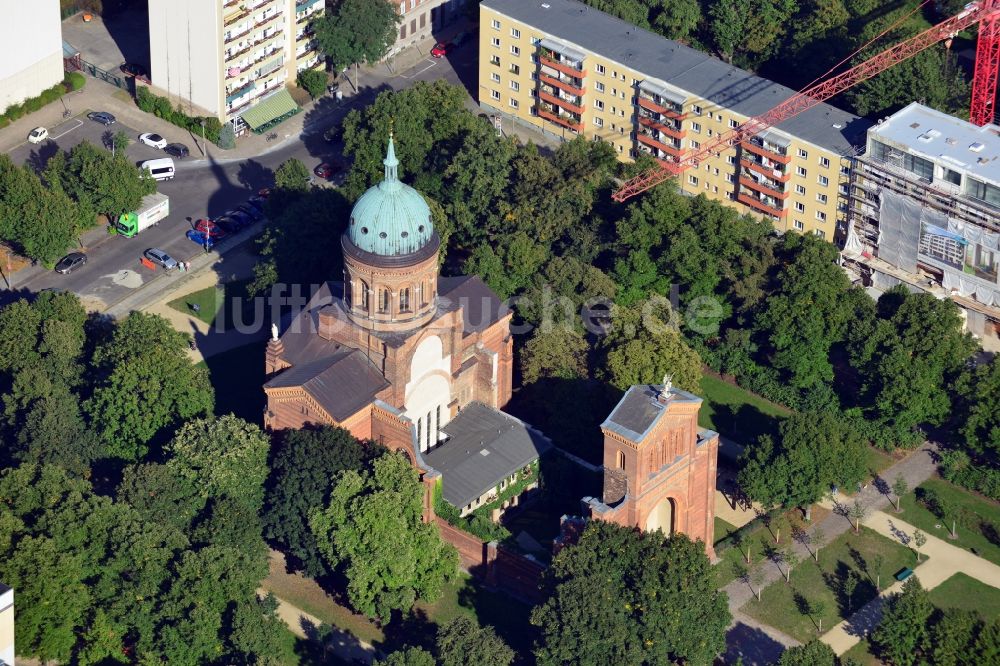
[5,43,477,310]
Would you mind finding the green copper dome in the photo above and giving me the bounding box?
[347,136,434,256]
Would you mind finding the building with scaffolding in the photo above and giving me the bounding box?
[478,0,871,239]
[844,102,1000,350]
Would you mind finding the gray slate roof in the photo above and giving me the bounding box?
[484,0,872,154]
[424,402,552,508]
[602,384,703,442]
[439,275,506,334]
[264,349,389,421]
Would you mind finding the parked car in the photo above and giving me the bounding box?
[186,229,214,250]
[257,187,272,199]
[55,252,87,274]
[431,42,449,58]
[224,210,254,228]
[193,218,227,241]
[214,216,242,234]
[314,162,342,180]
[139,133,167,149]
[87,111,116,126]
[27,127,49,144]
[164,143,190,158]
[120,63,147,78]
[234,203,263,221]
[143,247,177,270]
[246,196,267,214]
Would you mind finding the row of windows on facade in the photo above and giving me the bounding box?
[870,140,1000,207]
[464,470,526,512]
[347,281,433,315]
[415,405,442,453]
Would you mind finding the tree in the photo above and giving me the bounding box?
[847,47,969,118]
[531,521,729,666]
[0,154,81,264]
[520,326,589,385]
[599,300,703,392]
[811,527,825,563]
[781,545,800,583]
[960,358,1000,456]
[297,68,327,99]
[313,0,401,70]
[872,553,885,591]
[378,646,436,666]
[750,566,766,600]
[892,475,908,512]
[738,412,866,519]
[709,0,750,62]
[263,426,384,576]
[51,140,156,219]
[85,311,214,460]
[217,122,236,150]
[913,529,926,562]
[436,616,514,666]
[871,577,933,665]
[843,570,859,612]
[652,0,702,41]
[928,609,980,666]
[810,598,827,633]
[112,130,130,154]
[309,452,459,620]
[165,415,271,511]
[273,157,312,193]
[850,499,867,533]
[118,462,204,533]
[778,639,837,665]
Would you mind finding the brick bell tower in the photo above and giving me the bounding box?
[585,376,719,559]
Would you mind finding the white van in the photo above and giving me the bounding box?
[141,158,175,181]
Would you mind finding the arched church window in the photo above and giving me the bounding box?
[344,280,352,307]
[400,287,411,312]
[360,281,369,311]
[616,450,626,470]
[379,288,390,314]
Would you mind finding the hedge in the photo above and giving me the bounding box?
[135,86,223,146]
[0,75,83,126]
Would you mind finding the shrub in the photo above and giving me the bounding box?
[25,97,43,113]
[939,449,1000,501]
[133,86,225,146]
[217,122,236,149]
[66,71,86,91]
[5,104,24,121]
[297,69,327,99]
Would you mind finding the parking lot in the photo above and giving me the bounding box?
[62,7,150,74]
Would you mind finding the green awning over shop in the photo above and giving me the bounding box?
[241,88,299,131]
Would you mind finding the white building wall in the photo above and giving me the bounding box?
[0,584,13,666]
[0,0,63,114]
[148,0,224,118]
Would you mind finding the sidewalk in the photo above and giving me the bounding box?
[820,509,1000,655]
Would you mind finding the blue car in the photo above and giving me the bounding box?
[186,229,214,250]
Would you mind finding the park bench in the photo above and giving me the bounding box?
[895,567,913,582]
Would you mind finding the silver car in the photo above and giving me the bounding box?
[144,247,177,270]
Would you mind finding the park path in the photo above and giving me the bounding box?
[722,442,939,664]
[820,510,1000,655]
[261,588,378,665]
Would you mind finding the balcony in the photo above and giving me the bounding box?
[636,94,685,120]
[537,87,585,115]
[741,137,791,165]
[738,189,787,218]
[739,174,788,200]
[224,7,250,27]
[636,130,682,157]
[741,156,790,182]
[538,69,584,97]
[536,105,581,132]
[637,113,685,140]
[226,80,256,105]
[256,11,283,31]
[636,143,681,166]
[538,48,584,78]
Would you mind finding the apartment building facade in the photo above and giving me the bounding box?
[479,0,871,239]
[844,102,1000,350]
[391,0,471,57]
[148,0,324,130]
[0,583,12,666]
[0,0,63,114]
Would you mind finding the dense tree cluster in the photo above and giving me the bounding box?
[870,577,999,665]
[0,293,295,664]
[582,0,971,119]
[311,0,401,71]
[531,521,730,665]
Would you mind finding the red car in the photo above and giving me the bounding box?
[193,218,227,240]
[257,187,272,199]
[314,162,341,180]
[431,42,449,58]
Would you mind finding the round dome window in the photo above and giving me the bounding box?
[418,225,425,233]
[361,227,369,235]
[350,217,355,226]
[379,232,387,239]
[401,231,409,238]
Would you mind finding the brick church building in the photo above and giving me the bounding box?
[261,137,717,552]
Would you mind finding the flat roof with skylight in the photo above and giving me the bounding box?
[867,102,1000,187]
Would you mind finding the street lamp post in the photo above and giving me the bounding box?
[200,120,208,157]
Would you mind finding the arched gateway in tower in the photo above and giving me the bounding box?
[262,137,545,519]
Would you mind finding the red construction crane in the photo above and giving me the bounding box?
[613,0,1000,203]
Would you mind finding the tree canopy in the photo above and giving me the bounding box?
[531,521,729,665]
[436,616,515,666]
[309,452,459,620]
[313,0,401,70]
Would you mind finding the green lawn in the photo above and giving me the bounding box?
[896,477,1000,567]
[713,509,823,588]
[167,279,251,327]
[198,342,265,423]
[840,638,884,666]
[715,517,738,544]
[927,572,1000,619]
[741,526,919,643]
[698,374,790,445]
